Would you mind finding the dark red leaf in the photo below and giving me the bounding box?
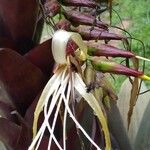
[15,119,32,150]
[24,39,54,76]
[0,37,17,50]
[25,91,63,139]
[0,118,21,149]
[0,0,39,53]
[0,101,16,121]
[0,48,47,115]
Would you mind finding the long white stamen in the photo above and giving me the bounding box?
[62,95,101,150]
[42,71,63,122]
[32,70,63,140]
[33,82,64,150]
[47,74,69,150]
[43,69,66,122]
[63,79,71,150]
[34,81,63,150]
[34,128,45,150]
[61,73,101,150]
[34,85,62,150]
[29,123,45,150]
[45,67,67,117]
[29,71,64,150]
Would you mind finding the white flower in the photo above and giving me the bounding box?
[29,30,110,150]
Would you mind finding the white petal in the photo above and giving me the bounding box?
[52,30,87,64]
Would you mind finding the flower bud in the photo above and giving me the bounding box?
[72,26,125,41]
[56,19,71,30]
[90,57,144,78]
[63,10,108,29]
[44,0,61,17]
[87,43,135,58]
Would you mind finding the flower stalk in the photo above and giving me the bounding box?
[89,57,150,80]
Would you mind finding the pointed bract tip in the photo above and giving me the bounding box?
[139,75,150,80]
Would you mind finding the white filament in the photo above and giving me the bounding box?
[47,74,69,149]
[63,80,71,150]
[28,71,64,150]
[61,73,101,150]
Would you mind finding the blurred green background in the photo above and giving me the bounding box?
[111,0,150,90]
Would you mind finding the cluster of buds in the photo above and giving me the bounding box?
[43,0,150,81]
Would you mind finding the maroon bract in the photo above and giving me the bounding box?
[0,48,47,114]
[63,10,108,29]
[44,0,61,17]
[25,39,54,76]
[0,37,17,50]
[91,57,143,77]
[87,43,135,58]
[0,101,15,121]
[0,118,21,149]
[0,0,39,54]
[73,26,125,40]
[56,19,71,30]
